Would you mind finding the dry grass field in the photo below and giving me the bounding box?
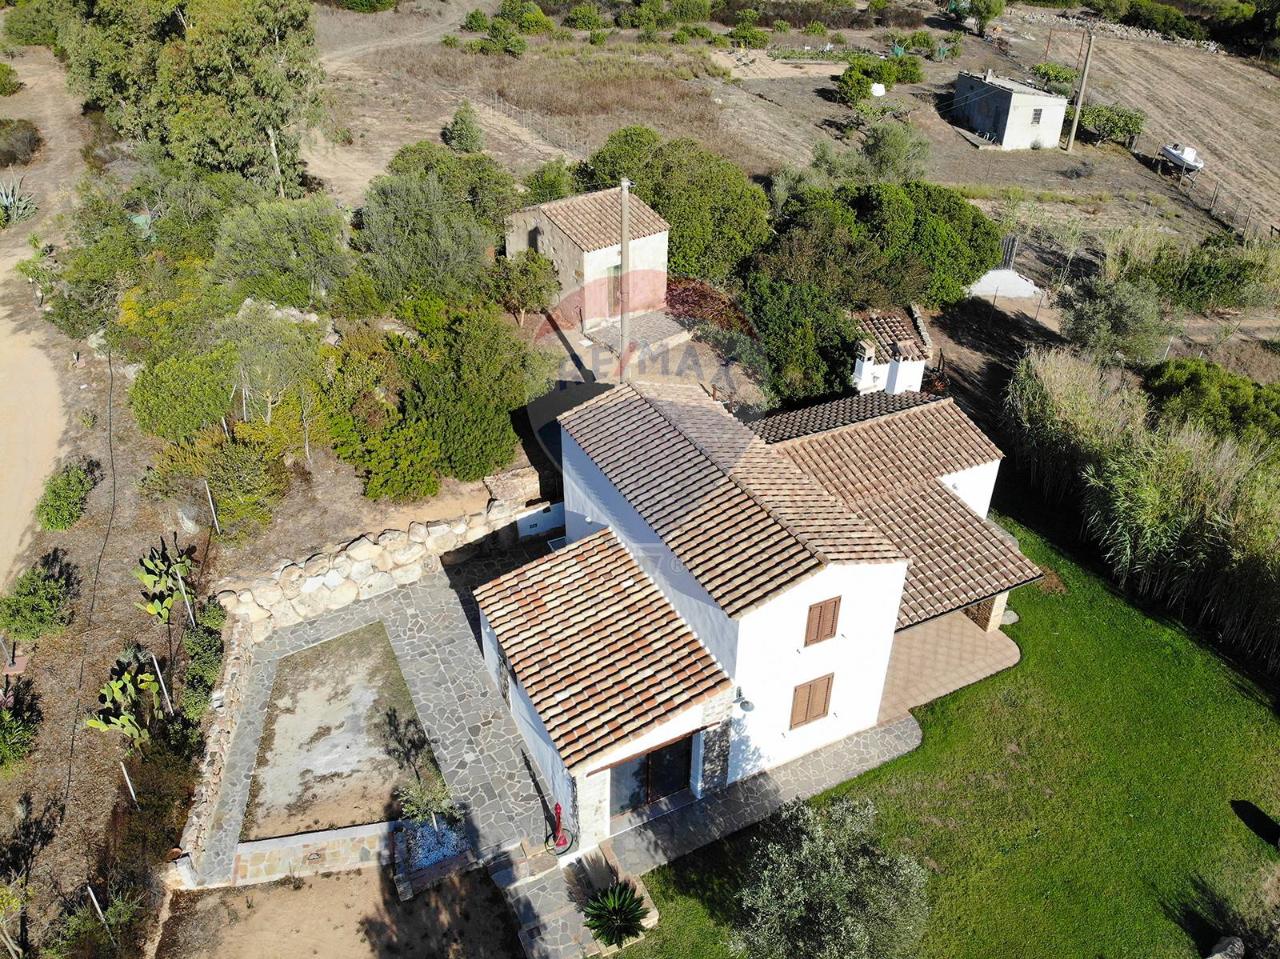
[1009,13,1280,234]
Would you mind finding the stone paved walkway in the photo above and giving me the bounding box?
[609,715,922,876]
[195,574,551,886]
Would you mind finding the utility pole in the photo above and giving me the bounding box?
[619,178,632,383]
[1065,29,1095,154]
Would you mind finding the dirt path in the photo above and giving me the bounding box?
[0,41,91,586]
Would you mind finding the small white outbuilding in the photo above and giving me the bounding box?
[504,187,669,330]
[952,70,1067,151]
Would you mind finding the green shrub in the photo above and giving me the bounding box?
[180,614,224,722]
[892,54,923,83]
[670,0,711,20]
[1032,61,1078,87]
[334,0,396,10]
[589,27,609,42]
[35,462,94,530]
[772,18,790,31]
[836,65,874,104]
[0,63,22,96]
[463,8,490,29]
[130,347,236,442]
[442,33,460,47]
[329,269,386,319]
[579,126,771,282]
[728,8,770,45]
[397,772,458,825]
[1122,0,1207,38]
[564,2,605,28]
[0,708,36,768]
[442,101,483,152]
[0,118,40,166]
[803,20,826,33]
[1145,358,1280,445]
[0,564,72,641]
[1059,274,1170,364]
[4,0,64,47]
[1074,103,1146,143]
[584,882,649,948]
[738,800,927,959]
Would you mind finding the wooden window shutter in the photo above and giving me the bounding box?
[790,683,810,728]
[791,675,834,728]
[805,597,841,646]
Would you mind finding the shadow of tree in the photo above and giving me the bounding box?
[1161,874,1280,959]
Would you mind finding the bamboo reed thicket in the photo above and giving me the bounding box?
[1006,348,1280,676]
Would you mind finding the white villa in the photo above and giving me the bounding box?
[474,383,1040,855]
[504,188,669,330]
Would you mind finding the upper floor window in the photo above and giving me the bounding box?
[790,674,834,728]
[805,597,841,646]
[1031,108,1043,126]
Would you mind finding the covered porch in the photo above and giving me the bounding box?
[877,607,1021,724]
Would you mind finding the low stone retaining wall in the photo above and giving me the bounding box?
[229,822,399,887]
[178,466,548,874]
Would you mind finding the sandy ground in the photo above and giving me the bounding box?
[0,40,89,586]
[243,622,416,840]
[155,867,523,959]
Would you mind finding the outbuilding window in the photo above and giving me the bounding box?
[790,675,834,729]
[804,597,841,646]
[1031,108,1043,126]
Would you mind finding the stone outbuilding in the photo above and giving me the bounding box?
[504,187,669,330]
[952,70,1067,150]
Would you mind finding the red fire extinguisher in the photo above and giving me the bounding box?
[553,802,569,849]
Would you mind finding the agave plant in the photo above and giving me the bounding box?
[0,177,36,227]
[583,881,648,948]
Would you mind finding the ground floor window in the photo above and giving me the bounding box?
[609,735,693,816]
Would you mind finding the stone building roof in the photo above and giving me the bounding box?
[473,528,730,770]
[861,308,931,363]
[525,187,669,253]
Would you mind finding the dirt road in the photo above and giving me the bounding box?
[0,41,90,586]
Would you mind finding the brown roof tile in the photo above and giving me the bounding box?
[779,398,1004,501]
[473,528,731,770]
[861,309,930,362]
[773,398,1038,626]
[559,385,903,617]
[856,484,1042,628]
[529,187,669,253]
[748,391,943,444]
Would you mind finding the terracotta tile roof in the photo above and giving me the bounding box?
[559,385,903,617]
[473,528,731,770]
[779,398,1004,501]
[771,397,1038,627]
[529,187,669,253]
[748,391,943,444]
[861,309,929,362]
[857,483,1042,628]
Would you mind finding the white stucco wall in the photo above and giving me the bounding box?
[940,459,1001,518]
[885,358,925,395]
[562,430,740,675]
[571,699,710,852]
[581,231,668,328]
[729,559,907,782]
[853,356,924,395]
[479,613,576,826]
[1002,91,1067,151]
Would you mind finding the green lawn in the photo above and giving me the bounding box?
[626,521,1280,959]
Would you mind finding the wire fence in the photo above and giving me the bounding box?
[484,91,584,157]
[1131,133,1279,241]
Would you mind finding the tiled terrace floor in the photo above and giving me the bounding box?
[877,610,1020,723]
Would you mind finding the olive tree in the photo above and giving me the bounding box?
[736,799,928,959]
